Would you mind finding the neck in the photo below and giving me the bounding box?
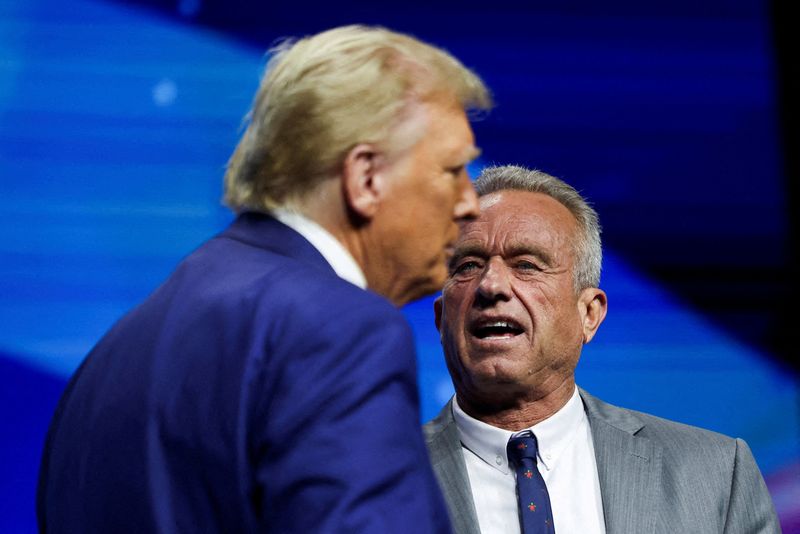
[457,377,576,431]
[293,185,407,305]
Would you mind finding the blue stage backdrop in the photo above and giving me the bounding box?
[1,0,797,532]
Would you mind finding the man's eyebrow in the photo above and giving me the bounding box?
[448,244,486,269]
[448,242,556,270]
[505,243,554,266]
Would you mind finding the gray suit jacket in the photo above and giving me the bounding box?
[423,389,780,534]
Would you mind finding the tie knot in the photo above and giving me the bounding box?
[507,432,539,465]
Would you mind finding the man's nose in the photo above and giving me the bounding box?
[476,257,512,304]
[454,175,480,221]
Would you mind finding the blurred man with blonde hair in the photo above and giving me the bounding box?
[38,25,491,533]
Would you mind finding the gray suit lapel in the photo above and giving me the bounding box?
[423,401,481,534]
[581,389,662,534]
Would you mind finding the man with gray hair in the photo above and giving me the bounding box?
[38,25,490,533]
[425,165,779,533]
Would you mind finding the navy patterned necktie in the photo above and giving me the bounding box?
[507,431,555,533]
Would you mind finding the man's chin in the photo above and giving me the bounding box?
[391,259,449,305]
[457,377,528,410]
[395,277,442,306]
[459,354,533,388]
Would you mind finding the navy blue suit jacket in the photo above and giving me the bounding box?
[38,213,452,533]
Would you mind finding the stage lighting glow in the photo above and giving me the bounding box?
[152,78,178,107]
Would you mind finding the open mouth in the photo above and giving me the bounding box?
[470,319,525,339]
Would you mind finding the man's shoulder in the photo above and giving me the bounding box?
[174,222,400,322]
[580,389,778,531]
[423,401,455,436]
[580,388,743,466]
[104,222,408,369]
[422,401,463,465]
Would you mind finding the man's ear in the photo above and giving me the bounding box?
[341,143,384,219]
[433,295,443,332]
[578,288,607,344]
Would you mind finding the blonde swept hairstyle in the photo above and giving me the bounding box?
[223,25,492,212]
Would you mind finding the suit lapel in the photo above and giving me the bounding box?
[424,402,481,534]
[581,389,662,534]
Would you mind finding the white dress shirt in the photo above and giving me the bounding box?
[271,208,367,289]
[452,387,606,534]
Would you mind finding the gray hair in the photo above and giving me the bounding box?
[474,165,602,290]
[224,25,492,212]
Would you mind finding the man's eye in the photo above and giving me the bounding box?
[452,260,480,274]
[446,165,465,177]
[516,260,540,271]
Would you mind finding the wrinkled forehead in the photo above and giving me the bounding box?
[455,190,579,250]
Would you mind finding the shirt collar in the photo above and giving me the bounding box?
[271,208,367,289]
[452,386,586,475]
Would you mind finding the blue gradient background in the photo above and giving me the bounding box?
[1,0,798,531]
